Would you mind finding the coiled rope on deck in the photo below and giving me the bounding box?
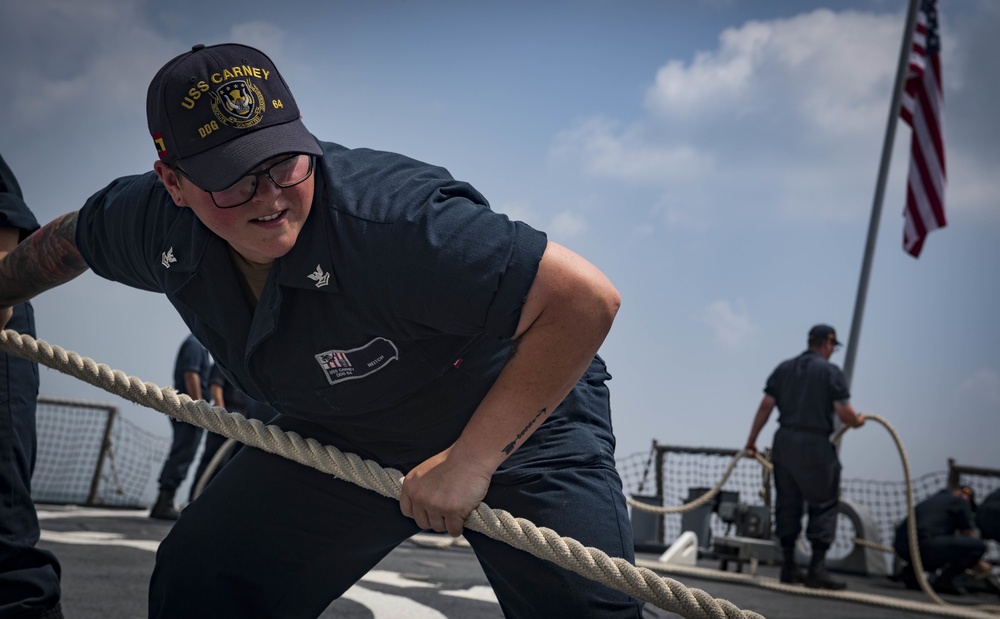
[0,329,764,619]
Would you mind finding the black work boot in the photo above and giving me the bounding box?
[898,562,920,590]
[779,545,805,584]
[149,489,180,521]
[805,547,847,590]
[932,563,968,595]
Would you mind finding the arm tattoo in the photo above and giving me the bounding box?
[501,407,548,456]
[0,212,89,307]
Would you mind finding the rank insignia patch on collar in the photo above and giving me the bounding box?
[308,264,330,288]
[161,247,177,268]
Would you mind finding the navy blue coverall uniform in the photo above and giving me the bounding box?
[156,334,212,498]
[976,488,1000,543]
[76,141,641,618]
[188,362,253,500]
[0,155,62,618]
[894,489,987,574]
[765,350,849,551]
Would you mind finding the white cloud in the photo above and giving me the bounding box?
[550,117,714,185]
[644,26,764,118]
[0,1,176,125]
[644,10,899,135]
[699,300,759,346]
[553,9,926,226]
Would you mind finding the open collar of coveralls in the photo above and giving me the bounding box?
[159,182,340,359]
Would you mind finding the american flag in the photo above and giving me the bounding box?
[900,0,946,258]
[323,351,351,368]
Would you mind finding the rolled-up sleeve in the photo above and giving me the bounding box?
[75,172,173,293]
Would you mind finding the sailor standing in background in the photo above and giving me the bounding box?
[744,324,866,590]
[187,362,251,500]
[0,154,63,619]
[150,333,212,520]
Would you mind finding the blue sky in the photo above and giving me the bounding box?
[1,0,997,489]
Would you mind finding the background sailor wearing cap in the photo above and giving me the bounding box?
[744,324,866,590]
[0,43,639,618]
[893,485,991,595]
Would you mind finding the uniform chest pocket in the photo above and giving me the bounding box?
[313,337,439,415]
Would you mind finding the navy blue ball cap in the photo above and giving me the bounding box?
[146,43,322,192]
[808,324,842,346]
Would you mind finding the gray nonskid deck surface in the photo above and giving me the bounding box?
[35,504,997,619]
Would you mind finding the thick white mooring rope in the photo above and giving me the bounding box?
[0,329,763,619]
[10,330,999,618]
[624,450,771,515]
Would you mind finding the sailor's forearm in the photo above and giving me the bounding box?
[0,211,89,308]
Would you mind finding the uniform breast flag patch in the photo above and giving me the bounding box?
[314,337,399,385]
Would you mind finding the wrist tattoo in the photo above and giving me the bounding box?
[501,407,548,456]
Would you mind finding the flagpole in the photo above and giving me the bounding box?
[842,0,921,388]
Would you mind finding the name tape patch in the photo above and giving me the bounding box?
[315,337,399,385]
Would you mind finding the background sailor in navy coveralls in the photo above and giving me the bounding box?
[0,44,640,618]
[744,324,866,590]
[893,486,990,594]
[149,333,213,519]
[190,362,275,499]
[977,488,1000,543]
[0,155,62,618]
